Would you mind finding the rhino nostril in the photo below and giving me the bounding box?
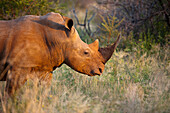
[90,70,95,75]
[99,68,102,73]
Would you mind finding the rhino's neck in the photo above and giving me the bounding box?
[36,15,67,70]
[42,28,65,69]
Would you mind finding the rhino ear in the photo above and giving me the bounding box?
[65,18,73,30]
[89,39,99,51]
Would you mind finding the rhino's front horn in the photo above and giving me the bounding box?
[99,34,121,63]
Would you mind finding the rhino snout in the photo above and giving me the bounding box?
[90,67,103,76]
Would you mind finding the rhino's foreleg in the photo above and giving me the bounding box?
[5,68,53,96]
[5,68,28,96]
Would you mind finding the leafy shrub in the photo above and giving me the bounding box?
[98,15,124,46]
[0,0,63,20]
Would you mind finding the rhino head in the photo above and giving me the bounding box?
[62,18,120,76]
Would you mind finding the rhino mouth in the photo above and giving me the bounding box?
[90,70,101,76]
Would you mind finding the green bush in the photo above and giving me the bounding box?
[0,0,63,20]
[98,15,124,46]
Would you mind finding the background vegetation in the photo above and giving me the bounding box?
[0,0,62,20]
[0,0,169,113]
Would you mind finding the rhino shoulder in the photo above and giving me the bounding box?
[39,12,64,24]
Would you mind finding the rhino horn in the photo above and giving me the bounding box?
[99,33,121,63]
[89,39,99,51]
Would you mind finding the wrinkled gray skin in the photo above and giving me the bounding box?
[0,12,120,95]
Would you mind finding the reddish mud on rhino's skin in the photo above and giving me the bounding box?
[0,12,120,95]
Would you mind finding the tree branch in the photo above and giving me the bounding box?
[73,8,96,37]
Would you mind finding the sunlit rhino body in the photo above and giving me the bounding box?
[0,12,120,95]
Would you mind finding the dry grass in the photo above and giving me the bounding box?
[0,45,169,113]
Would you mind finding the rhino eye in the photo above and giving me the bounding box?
[84,51,89,55]
[84,50,90,55]
[83,49,90,56]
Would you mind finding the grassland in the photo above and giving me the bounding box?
[0,45,169,113]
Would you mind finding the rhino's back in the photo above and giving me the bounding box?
[0,16,37,59]
[0,16,41,74]
[0,12,65,55]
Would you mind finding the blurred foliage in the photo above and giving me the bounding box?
[73,0,169,53]
[98,15,124,46]
[76,27,94,44]
[95,0,170,50]
[0,0,63,20]
[0,0,169,53]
